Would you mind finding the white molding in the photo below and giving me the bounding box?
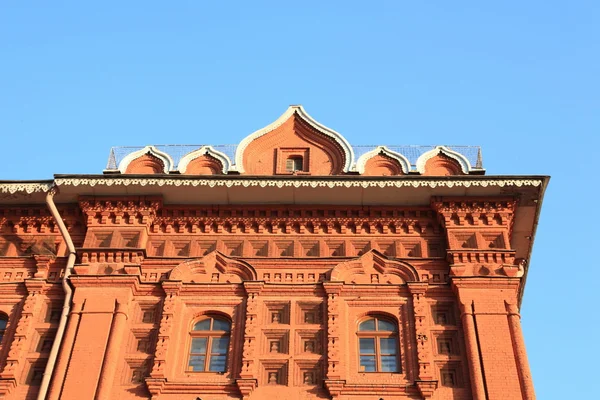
[415,146,472,174]
[117,146,175,174]
[354,146,411,174]
[178,146,232,174]
[0,183,53,194]
[232,105,354,173]
[54,177,543,189]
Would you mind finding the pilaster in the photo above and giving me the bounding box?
[408,282,438,399]
[0,279,45,396]
[323,281,344,399]
[235,281,263,399]
[146,280,181,398]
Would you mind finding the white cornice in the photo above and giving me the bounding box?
[416,146,472,174]
[354,146,411,174]
[54,177,543,189]
[0,183,53,194]
[178,146,232,174]
[233,105,354,173]
[117,145,175,174]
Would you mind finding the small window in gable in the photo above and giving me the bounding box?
[286,156,304,172]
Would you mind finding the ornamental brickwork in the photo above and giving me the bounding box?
[0,106,546,400]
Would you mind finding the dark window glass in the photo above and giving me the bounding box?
[188,316,230,373]
[357,316,400,373]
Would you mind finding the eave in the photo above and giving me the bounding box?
[0,174,549,305]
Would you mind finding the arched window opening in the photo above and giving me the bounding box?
[286,156,303,172]
[187,316,231,372]
[357,316,400,373]
[0,314,7,344]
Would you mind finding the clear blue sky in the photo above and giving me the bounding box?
[1,2,598,398]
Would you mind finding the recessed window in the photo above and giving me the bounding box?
[187,316,231,373]
[0,314,7,344]
[286,156,303,172]
[357,316,400,373]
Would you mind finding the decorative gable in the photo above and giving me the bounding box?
[234,106,354,175]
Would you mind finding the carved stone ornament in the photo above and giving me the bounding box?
[168,251,257,283]
[330,249,419,284]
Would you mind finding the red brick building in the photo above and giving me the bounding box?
[0,106,547,399]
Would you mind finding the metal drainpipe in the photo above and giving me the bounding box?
[37,187,76,400]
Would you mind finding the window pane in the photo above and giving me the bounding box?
[212,318,231,332]
[380,355,398,372]
[209,355,227,372]
[377,319,396,332]
[358,319,375,331]
[191,337,207,353]
[359,338,375,354]
[193,319,211,331]
[0,319,7,330]
[379,338,398,354]
[360,356,376,372]
[294,158,303,171]
[211,337,229,354]
[188,355,205,371]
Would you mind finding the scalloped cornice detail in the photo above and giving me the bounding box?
[54,177,543,189]
[354,146,411,174]
[178,146,232,174]
[233,105,354,173]
[0,183,53,194]
[416,146,472,174]
[117,145,175,174]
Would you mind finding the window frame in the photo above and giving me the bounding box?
[0,313,8,345]
[187,315,231,373]
[356,315,401,373]
[286,156,304,172]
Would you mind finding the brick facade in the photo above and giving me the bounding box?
[0,106,547,399]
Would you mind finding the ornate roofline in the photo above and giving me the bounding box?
[117,145,175,174]
[415,146,473,174]
[233,105,355,173]
[178,146,232,174]
[54,176,543,189]
[0,182,53,194]
[354,146,411,174]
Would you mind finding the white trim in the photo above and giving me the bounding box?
[117,146,175,174]
[54,177,543,189]
[415,146,472,174]
[177,146,232,174]
[0,183,53,194]
[354,146,411,174]
[232,105,354,173]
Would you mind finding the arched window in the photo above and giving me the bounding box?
[0,313,7,344]
[357,316,400,373]
[187,316,230,372]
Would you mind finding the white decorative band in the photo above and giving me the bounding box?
[0,183,53,194]
[54,178,543,189]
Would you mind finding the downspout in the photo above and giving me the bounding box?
[37,186,76,400]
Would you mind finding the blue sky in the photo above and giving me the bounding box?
[1,1,598,398]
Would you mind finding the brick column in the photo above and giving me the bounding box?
[506,302,535,400]
[95,301,129,400]
[0,280,44,395]
[458,300,486,400]
[146,281,181,398]
[236,281,263,400]
[323,282,344,400]
[47,301,84,400]
[408,282,437,399]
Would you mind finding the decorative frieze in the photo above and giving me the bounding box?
[79,196,162,227]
